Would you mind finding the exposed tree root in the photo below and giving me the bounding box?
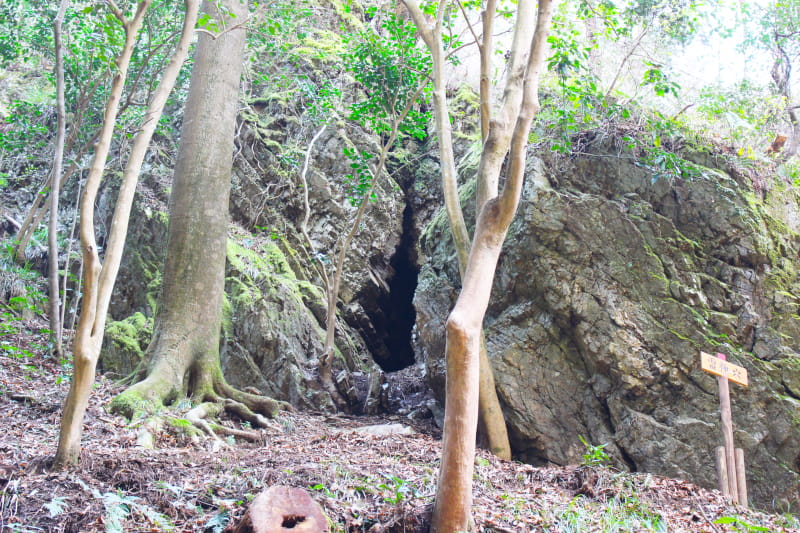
[224,399,280,431]
[214,378,293,419]
[185,402,264,444]
[110,372,291,448]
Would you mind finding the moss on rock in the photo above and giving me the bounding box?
[102,312,153,376]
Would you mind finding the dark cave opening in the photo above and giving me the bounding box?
[377,202,419,371]
[356,202,420,373]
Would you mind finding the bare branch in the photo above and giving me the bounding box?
[402,0,436,52]
[195,19,250,40]
[475,0,537,211]
[604,26,649,99]
[105,0,125,23]
[457,0,483,54]
[480,0,497,142]
[498,0,554,225]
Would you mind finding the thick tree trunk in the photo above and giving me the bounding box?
[111,0,287,422]
[114,0,244,406]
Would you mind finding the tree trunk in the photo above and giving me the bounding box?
[48,0,70,356]
[403,0,511,461]
[400,1,553,530]
[110,0,287,422]
[434,213,508,532]
[771,41,799,159]
[53,0,198,468]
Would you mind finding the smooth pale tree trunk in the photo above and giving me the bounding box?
[403,0,512,461]
[110,0,287,422]
[403,1,554,531]
[53,0,198,468]
[48,0,70,356]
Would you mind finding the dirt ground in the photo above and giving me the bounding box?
[1,317,797,532]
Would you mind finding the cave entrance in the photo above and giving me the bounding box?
[358,202,419,372]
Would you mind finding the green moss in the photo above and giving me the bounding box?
[226,237,319,317]
[221,293,234,338]
[129,249,163,315]
[103,312,153,373]
[227,276,262,308]
[452,84,480,109]
[290,30,346,62]
[147,209,169,227]
[323,0,363,30]
[108,388,161,420]
[422,206,450,245]
[765,257,797,292]
[145,270,162,315]
[668,329,699,346]
[670,229,703,253]
[297,279,325,304]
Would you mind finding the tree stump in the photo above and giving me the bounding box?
[231,486,329,533]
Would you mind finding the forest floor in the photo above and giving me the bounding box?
[1,317,798,532]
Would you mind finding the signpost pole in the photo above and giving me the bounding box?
[716,353,739,502]
[700,351,749,507]
[736,448,748,508]
[715,446,729,496]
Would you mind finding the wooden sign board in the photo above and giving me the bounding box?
[700,352,749,387]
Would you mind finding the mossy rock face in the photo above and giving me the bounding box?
[415,146,800,509]
[101,312,153,377]
[221,236,381,413]
[107,190,170,319]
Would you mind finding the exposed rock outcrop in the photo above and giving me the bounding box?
[101,111,410,412]
[414,143,800,508]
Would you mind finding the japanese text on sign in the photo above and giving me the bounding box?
[700,352,749,387]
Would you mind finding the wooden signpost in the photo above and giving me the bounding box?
[700,351,748,508]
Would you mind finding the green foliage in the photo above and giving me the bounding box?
[0,100,51,154]
[579,435,611,467]
[0,0,190,193]
[0,1,53,66]
[43,495,69,518]
[547,24,591,80]
[697,80,785,151]
[777,157,800,185]
[714,515,771,532]
[346,9,431,140]
[309,482,336,498]
[641,61,680,97]
[342,147,375,206]
[246,0,315,95]
[555,493,666,532]
[376,474,418,504]
[0,241,46,318]
[203,509,230,533]
[75,479,174,533]
[542,7,684,156]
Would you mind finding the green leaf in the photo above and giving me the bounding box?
[44,496,69,518]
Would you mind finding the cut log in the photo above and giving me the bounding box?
[231,486,328,533]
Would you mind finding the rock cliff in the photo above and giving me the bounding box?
[414,139,800,509]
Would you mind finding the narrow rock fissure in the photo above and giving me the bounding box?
[371,202,419,372]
